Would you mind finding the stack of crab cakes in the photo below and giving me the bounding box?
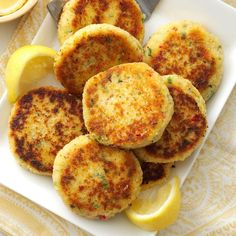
[134,74,208,190]
[81,63,208,191]
[54,0,145,97]
[8,0,224,220]
[52,62,175,218]
[54,23,143,96]
[135,75,208,164]
[82,62,174,149]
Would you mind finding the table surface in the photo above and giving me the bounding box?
[0,21,19,54]
[0,1,236,236]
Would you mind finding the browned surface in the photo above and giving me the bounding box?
[141,162,166,185]
[69,0,144,41]
[9,87,85,174]
[59,137,141,218]
[83,64,171,148]
[150,28,216,93]
[55,33,143,95]
[145,87,207,160]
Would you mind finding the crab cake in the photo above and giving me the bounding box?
[53,135,142,219]
[54,24,143,96]
[135,75,207,163]
[144,20,223,101]
[140,162,172,190]
[8,87,85,175]
[58,0,144,44]
[83,62,174,149]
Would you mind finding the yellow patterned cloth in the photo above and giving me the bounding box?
[0,0,236,235]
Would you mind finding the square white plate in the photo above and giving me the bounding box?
[0,0,236,235]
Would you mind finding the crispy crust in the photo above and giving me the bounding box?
[8,87,85,175]
[58,0,144,44]
[83,62,174,149]
[144,20,224,101]
[55,23,143,96]
[135,75,207,163]
[140,162,172,190]
[53,135,142,219]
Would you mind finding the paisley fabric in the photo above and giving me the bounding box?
[0,0,236,235]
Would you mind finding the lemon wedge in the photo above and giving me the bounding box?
[126,177,181,231]
[0,0,27,16]
[5,45,56,103]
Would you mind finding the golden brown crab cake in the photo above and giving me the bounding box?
[58,0,144,44]
[135,75,207,163]
[140,162,172,190]
[144,20,223,101]
[8,87,85,175]
[83,62,174,149]
[53,135,142,219]
[54,23,143,96]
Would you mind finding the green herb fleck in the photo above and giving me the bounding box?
[35,141,42,149]
[141,14,146,23]
[146,47,152,57]
[94,173,110,190]
[118,79,123,83]
[167,77,172,84]
[218,45,222,49]
[102,181,109,190]
[92,202,100,209]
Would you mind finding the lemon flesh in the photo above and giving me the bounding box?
[0,0,27,16]
[126,177,181,231]
[5,45,56,103]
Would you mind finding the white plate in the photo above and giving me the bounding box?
[0,0,236,235]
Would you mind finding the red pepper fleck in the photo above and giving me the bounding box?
[98,215,107,221]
